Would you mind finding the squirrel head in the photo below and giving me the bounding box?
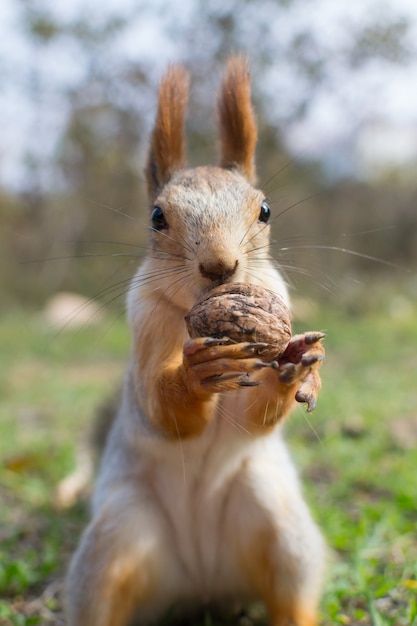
[141,55,279,308]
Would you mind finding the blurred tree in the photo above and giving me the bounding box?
[1,0,415,305]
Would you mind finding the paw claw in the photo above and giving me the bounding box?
[295,390,316,412]
[278,363,297,384]
[238,377,261,387]
[203,337,232,347]
[201,371,261,392]
[248,342,269,351]
[304,331,326,345]
[254,359,277,370]
[277,330,325,410]
[240,342,269,357]
[301,353,325,367]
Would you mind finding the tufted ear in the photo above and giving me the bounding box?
[146,65,190,201]
[217,55,258,184]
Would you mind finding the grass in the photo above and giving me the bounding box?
[0,279,416,625]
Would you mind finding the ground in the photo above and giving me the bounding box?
[1,279,417,626]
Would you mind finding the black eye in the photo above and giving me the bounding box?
[259,201,271,224]
[151,206,168,230]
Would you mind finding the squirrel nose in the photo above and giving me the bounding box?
[199,259,238,283]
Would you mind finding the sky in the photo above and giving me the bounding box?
[1,0,417,189]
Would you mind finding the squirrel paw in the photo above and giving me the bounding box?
[278,331,325,412]
[183,337,275,393]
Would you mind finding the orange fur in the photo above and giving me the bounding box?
[146,65,190,199]
[66,510,157,626]
[132,300,217,438]
[239,370,312,435]
[241,529,319,626]
[218,55,258,183]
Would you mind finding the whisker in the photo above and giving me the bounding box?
[261,156,300,192]
[50,262,189,337]
[61,235,192,264]
[245,241,273,257]
[270,192,323,224]
[136,267,194,318]
[244,262,339,297]
[148,276,187,314]
[236,211,257,249]
[295,403,324,446]
[241,221,270,252]
[217,404,252,437]
[63,238,148,250]
[90,200,138,221]
[324,225,397,240]
[47,282,130,339]
[278,245,407,271]
[150,226,195,259]
[130,266,191,295]
[172,416,187,486]
[21,252,143,264]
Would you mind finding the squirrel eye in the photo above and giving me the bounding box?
[151,206,168,231]
[259,201,271,224]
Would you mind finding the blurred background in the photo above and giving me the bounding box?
[1,3,417,623]
[1,0,417,311]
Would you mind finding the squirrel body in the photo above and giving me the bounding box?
[67,56,326,626]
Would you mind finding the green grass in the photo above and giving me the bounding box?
[0,281,416,625]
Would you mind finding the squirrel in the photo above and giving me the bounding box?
[66,55,326,626]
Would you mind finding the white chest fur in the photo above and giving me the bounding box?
[95,402,305,611]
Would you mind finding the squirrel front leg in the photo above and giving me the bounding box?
[134,330,275,439]
[143,352,216,439]
[138,332,324,439]
[237,331,325,433]
[132,301,324,439]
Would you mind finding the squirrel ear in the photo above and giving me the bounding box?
[217,55,258,184]
[146,65,190,200]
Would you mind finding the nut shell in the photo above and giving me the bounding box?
[185,282,291,361]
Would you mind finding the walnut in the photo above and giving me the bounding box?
[185,282,292,361]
